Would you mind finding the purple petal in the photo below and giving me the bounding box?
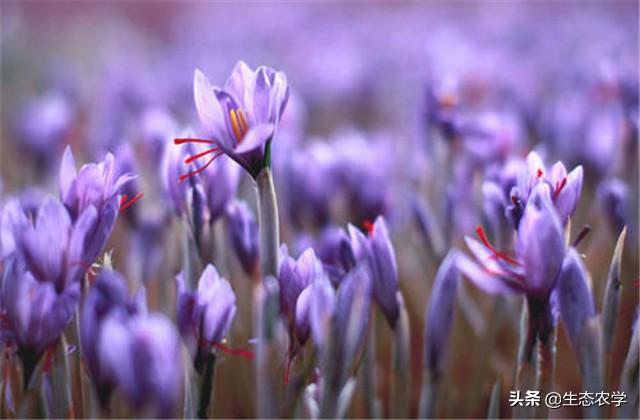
[234,123,274,155]
[59,145,77,203]
[554,165,583,225]
[194,69,226,140]
[556,249,595,349]
[425,251,459,374]
[457,248,522,295]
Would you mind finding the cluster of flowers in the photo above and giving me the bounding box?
[0,4,637,419]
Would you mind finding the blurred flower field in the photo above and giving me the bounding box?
[0,2,638,419]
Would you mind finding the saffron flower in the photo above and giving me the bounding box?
[98,311,182,417]
[555,249,596,350]
[0,198,90,383]
[597,178,629,235]
[506,151,583,228]
[459,183,566,300]
[458,183,566,344]
[348,216,399,328]
[295,271,336,346]
[60,145,137,220]
[278,247,325,341]
[424,252,460,377]
[59,146,137,267]
[81,269,143,408]
[175,264,237,369]
[179,61,289,179]
[15,90,74,166]
[314,225,356,285]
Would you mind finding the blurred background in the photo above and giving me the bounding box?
[1,1,638,418]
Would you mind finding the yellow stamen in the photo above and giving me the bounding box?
[230,109,244,142]
[237,109,249,134]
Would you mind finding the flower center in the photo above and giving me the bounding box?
[229,108,249,143]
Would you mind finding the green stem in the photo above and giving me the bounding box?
[254,168,281,418]
[255,167,280,278]
[391,293,410,419]
[361,319,379,418]
[197,352,217,419]
[418,371,439,419]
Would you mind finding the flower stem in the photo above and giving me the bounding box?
[361,318,380,418]
[391,293,410,419]
[536,328,556,418]
[197,352,217,419]
[255,167,280,278]
[254,277,280,418]
[254,167,281,418]
[418,370,439,419]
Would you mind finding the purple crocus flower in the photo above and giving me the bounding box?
[14,90,75,168]
[458,183,565,342]
[280,141,338,229]
[555,249,596,350]
[506,151,583,228]
[459,183,566,300]
[332,132,394,224]
[176,264,237,369]
[314,225,356,285]
[597,178,629,235]
[60,145,136,220]
[424,252,460,377]
[278,246,324,340]
[59,146,137,267]
[295,273,336,346]
[332,264,372,373]
[81,269,139,407]
[0,197,91,383]
[98,312,182,418]
[348,216,399,328]
[226,200,259,276]
[179,61,289,179]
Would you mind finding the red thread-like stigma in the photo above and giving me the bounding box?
[553,177,568,200]
[184,147,221,164]
[174,138,216,145]
[119,193,143,213]
[475,226,521,267]
[536,168,544,178]
[213,343,254,360]
[178,152,224,182]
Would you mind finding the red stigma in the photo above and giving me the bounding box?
[536,168,544,178]
[475,226,520,267]
[362,220,374,235]
[174,137,216,145]
[119,192,143,213]
[553,177,568,200]
[178,152,224,182]
[184,146,221,165]
[213,343,254,360]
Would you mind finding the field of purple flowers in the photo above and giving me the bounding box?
[0,2,638,419]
